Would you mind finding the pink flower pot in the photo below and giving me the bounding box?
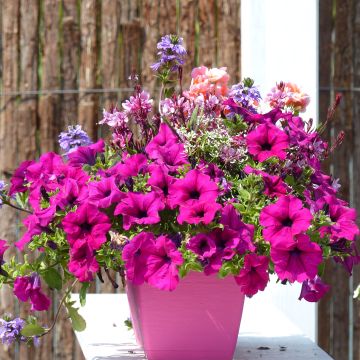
[126,271,245,360]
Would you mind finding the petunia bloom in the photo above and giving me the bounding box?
[9,160,35,196]
[260,195,313,246]
[177,200,222,225]
[168,169,218,208]
[122,232,156,285]
[146,235,184,291]
[62,203,111,249]
[114,191,165,230]
[13,273,51,311]
[246,122,289,162]
[68,139,105,167]
[299,276,330,302]
[235,254,270,297]
[271,234,323,283]
[88,177,124,208]
[187,233,217,259]
[68,240,100,282]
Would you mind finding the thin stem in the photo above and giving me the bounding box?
[158,83,164,117]
[39,279,78,337]
[4,201,32,214]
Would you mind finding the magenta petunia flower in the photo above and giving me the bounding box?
[62,203,111,249]
[9,160,35,196]
[145,123,179,156]
[220,204,256,253]
[88,177,124,208]
[145,235,184,291]
[122,232,156,285]
[298,275,330,302]
[197,161,224,183]
[68,139,105,167]
[246,122,289,162]
[177,200,222,225]
[168,169,218,208]
[235,254,270,297]
[271,234,323,283]
[319,196,359,241]
[13,273,51,311]
[147,165,176,206]
[68,240,100,282]
[187,233,217,259]
[244,165,287,197]
[114,191,165,230]
[116,153,148,179]
[260,195,313,246]
[53,178,89,210]
[150,142,189,172]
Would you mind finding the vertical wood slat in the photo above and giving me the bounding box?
[318,0,333,356]
[78,0,98,140]
[18,2,39,359]
[39,0,61,153]
[60,0,80,128]
[352,1,360,359]
[0,2,19,359]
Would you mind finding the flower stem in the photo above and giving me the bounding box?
[4,200,32,214]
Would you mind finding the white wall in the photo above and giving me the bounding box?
[241,0,319,342]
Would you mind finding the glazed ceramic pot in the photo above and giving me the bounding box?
[126,271,245,360]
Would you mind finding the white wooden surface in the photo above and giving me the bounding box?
[72,293,333,360]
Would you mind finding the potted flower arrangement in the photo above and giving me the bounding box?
[0,34,358,360]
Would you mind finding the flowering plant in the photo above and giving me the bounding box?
[0,34,358,345]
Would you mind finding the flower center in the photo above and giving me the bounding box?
[282,217,293,227]
[137,210,148,218]
[196,210,205,218]
[261,142,272,151]
[104,190,111,197]
[81,222,92,233]
[189,190,200,199]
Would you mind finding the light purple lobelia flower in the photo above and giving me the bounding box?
[0,317,26,345]
[58,125,92,154]
[151,34,187,72]
[229,78,261,113]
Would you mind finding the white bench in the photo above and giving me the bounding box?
[73,293,333,360]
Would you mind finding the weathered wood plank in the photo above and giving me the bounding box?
[78,0,98,140]
[317,0,333,355]
[0,1,19,359]
[61,0,80,128]
[329,1,353,359]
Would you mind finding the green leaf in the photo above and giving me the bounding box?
[79,282,90,307]
[21,324,46,337]
[43,268,62,290]
[66,302,86,332]
[354,284,360,299]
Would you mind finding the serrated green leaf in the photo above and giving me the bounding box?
[21,324,46,337]
[43,268,62,290]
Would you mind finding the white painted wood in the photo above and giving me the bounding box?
[241,0,319,342]
[72,294,332,360]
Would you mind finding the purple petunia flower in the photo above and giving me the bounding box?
[58,125,92,154]
[151,34,187,72]
[299,276,330,302]
[271,234,323,283]
[68,139,105,167]
[187,233,217,260]
[114,192,165,230]
[260,195,313,246]
[9,160,35,196]
[235,254,269,297]
[13,273,51,311]
[0,317,26,345]
[246,122,289,162]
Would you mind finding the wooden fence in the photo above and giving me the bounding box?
[318,1,360,360]
[0,1,241,359]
